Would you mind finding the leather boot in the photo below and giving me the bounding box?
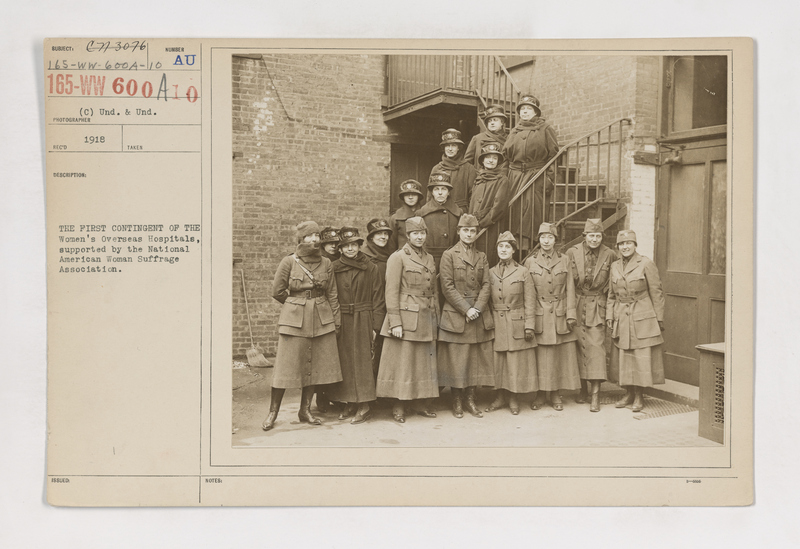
[416,398,437,418]
[631,386,644,412]
[508,391,520,415]
[261,387,285,431]
[589,380,601,412]
[465,387,483,418]
[551,391,564,411]
[615,387,635,408]
[575,379,589,404]
[298,386,322,425]
[392,400,405,423]
[485,390,506,412]
[451,388,464,419]
[530,391,544,410]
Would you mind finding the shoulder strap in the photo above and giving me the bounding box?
[292,254,316,282]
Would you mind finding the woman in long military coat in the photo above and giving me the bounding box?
[606,230,666,413]
[376,216,440,422]
[485,232,538,415]
[428,128,477,211]
[361,218,393,378]
[437,214,495,418]
[464,105,510,169]
[388,179,423,252]
[566,218,616,412]
[416,171,463,273]
[327,227,385,424]
[523,222,581,411]
[469,141,509,266]
[502,95,560,252]
[262,221,342,431]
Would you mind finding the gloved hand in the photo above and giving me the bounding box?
[524,329,534,341]
[606,319,614,330]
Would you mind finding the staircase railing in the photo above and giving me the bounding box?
[473,56,522,128]
[475,117,630,261]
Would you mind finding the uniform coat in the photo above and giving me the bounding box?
[415,198,463,271]
[502,118,560,246]
[463,128,509,169]
[469,166,509,265]
[566,242,616,380]
[271,251,342,388]
[376,243,440,400]
[437,242,495,388]
[524,249,581,391]
[489,260,539,393]
[327,253,385,403]
[429,155,477,211]
[362,240,391,377]
[388,204,419,252]
[606,252,665,387]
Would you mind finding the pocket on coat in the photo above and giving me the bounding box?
[511,310,525,339]
[453,265,467,283]
[633,308,660,339]
[404,267,422,286]
[279,297,306,328]
[440,309,465,333]
[555,301,569,334]
[316,299,335,325]
[400,302,420,332]
[628,276,647,292]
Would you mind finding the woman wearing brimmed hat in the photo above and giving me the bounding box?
[262,221,342,431]
[319,227,341,263]
[327,227,385,425]
[469,141,510,265]
[566,218,616,412]
[427,128,477,211]
[437,214,495,418]
[464,105,510,169]
[389,179,424,252]
[485,232,538,415]
[416,171,463,272]
[523,222,581,411]
[376,216,440,422]
[606,230,666,413]
[502,95,560,251]
[361,218,393,378]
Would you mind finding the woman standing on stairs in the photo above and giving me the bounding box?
[428,128,477,211]
[464,104,510,169]
[606,230,666,413]
[502,94,560,253]
[261,221,342,431]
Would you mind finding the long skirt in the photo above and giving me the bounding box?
[437,341,495,388]
[376,338,439,400]
[535,341,581,391]
[611,344,665,387]
[575,324,608,381]
[272,332,342,389]
[494,348,539,393]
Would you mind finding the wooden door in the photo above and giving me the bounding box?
[655,141,727,386]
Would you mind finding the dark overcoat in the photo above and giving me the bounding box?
[429,157,477,211]
[606,252,665,350]
[327,253,385,403]
[438,242,494,343]
[489,261,537,352]
[388,204,419,252]
[415,198,463,271]
[524,249,577,345]
[463,128,509,169]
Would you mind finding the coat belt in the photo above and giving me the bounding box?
[402,289,434,297]
[577,290,604,297]
[538,295,562,303]
[509,161,546,171]
[617,292,648,303]
[340,302,372,314]
[289,289,325,298]
[493,304,522,311]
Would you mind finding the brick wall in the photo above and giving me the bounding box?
[232,54,391,357]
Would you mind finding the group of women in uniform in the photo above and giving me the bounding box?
[261,94,666,431]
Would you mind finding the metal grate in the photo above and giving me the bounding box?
[714,362,725,425]
[633,396,697,421]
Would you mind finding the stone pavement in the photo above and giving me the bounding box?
[232,364,721,448]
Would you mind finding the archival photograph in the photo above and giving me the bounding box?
[229,51,730,450]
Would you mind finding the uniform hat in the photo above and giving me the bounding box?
[457,213,480,228]
[337,227,364,247]
[537,222,558,238]
[440,128,465,147]
[496,231,518,251]
[616,229,637,245]
[398,179,424,198]
[482,105,508,122]
[405,216,428,233]
[296,221,321,242]
[319,226,340,244]
[478,141,505,164]
[516,94,542,115]
[366,218,393,238]
[583,218,604,235]
[428,171,453,189]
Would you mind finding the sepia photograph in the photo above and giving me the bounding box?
[229,50,731,450]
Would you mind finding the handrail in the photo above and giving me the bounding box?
[493,55,522,94]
